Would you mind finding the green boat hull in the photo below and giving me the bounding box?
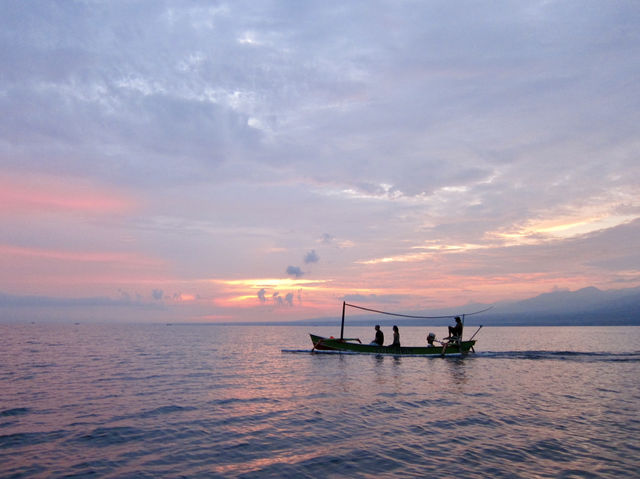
[310,334,476,356]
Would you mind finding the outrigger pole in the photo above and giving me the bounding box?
[469,325,483,341]
[468,325,483,353]
[340,301,346,341]
[460,313,467,354]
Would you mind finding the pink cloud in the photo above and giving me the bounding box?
[0,174,135,215]
[0,244,160,265]
[0,243,169,299]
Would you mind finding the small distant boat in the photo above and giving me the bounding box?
[309,302,488,357]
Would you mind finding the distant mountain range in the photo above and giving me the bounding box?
[482,286,640,325]
[298,286,640,326]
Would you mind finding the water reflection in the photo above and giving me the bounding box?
[2,324,639,479]
[445,358,469,384]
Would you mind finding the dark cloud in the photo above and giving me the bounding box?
[257,288,266,303]
[118,289,131,301]
[285,292,294,306]
[272,292,283,306]
[286,266,304,278]
[320,233,334,244]
[304,250,319,264]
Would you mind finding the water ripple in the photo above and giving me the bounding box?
[1,324,639,478]
[0,407,30,417]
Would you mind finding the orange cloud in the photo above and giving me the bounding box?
[176,293,196,301]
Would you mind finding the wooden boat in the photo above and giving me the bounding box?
[308,302,487,357]
[310,333,476,356]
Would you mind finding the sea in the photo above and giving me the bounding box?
[1,323,639,478]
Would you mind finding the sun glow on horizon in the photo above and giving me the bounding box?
[211,277,331,290]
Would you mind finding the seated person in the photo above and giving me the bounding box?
[447,316,463,339]
[426,332,436,347]
[389,325,400,347]
[369,325,384,346]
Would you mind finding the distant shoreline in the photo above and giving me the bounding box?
[6,320,637,327]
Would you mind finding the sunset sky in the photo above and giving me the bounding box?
[1,1,639,322]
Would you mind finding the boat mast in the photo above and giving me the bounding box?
[340,301,346,340]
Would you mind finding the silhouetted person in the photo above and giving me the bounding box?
[389,325,400,347]
[447,317,463,339]
[370,325,384,346]
[427,332,436,347]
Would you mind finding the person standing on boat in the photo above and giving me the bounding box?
[389,325,400,347]
[447,317,463,339]
[370,325,384,346]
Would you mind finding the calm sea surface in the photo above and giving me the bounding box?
[1,323,639,478]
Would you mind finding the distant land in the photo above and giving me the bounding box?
[1,286,639,326]
[280,286,640,327]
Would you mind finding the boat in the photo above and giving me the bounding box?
[309,333,476,356]
[308,302,487,357]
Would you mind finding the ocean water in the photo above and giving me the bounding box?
[1,323,639,479]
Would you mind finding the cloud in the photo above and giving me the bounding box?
[3,2,637,206]
[152,289,164,300]
[285,292,294,306]
[344,294,404,304]
[320,234,333,244]
[0,2,638,321]
[257,288,266,303]
[304,250,319,264]
[0,174,135,215]
[286,266,304,278]
[118,289,131,301]
[0,291,162,309]
[272,292,283,306]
